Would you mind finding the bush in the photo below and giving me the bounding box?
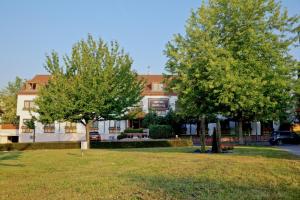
[142,109,185,134]
[117,133,128,140]
[91,139,193,149]
[124,128,144,133]
[221,144,234,151]
[0,142,80,151]
[142,111,159,128]
[149,125,173,139]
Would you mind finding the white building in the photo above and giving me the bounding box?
[16,74,178,142]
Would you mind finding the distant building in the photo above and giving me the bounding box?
[16,74,178,142]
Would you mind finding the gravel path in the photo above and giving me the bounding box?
[278,145,300,156]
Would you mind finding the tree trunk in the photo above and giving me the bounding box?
[200,115,206,152]
[196,120,200,137]
[33,129,36,143]
[216,119,222,153]
[238,119,244,145]
[85,120,92,149]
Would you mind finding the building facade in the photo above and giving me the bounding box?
[16,74,177,142]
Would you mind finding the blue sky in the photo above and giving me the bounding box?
[0,0,299,88]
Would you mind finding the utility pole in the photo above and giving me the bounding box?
[147,66,150,75]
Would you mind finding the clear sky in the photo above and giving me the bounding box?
[0,0,299,88]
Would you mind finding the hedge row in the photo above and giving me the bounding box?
[124,128,144,133]
[90,139,193,149]
[149,125,173,139]
[0,139,193,151]
[0,142,81,151]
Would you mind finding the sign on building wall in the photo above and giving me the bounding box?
[148,98,169,111]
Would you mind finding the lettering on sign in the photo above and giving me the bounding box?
[148,98,169,111]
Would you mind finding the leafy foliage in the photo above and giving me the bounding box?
[149,124,173,139]
[165,0,299,144]
[24,116,36,142]
[0,77,24,125]
[142,109,184,134]
[24,117,36,130]
[117,133,127,140]
[124,128,144,133]
[35,35,144,142]
[142,110,161,128]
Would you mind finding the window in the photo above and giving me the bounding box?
[44,123,55,133]
[29,83,37,90]
[21,119,33,133]
[65,122,77,133]
[23,100,35,110]
[151,83,164,92]
[90,121,99,131]
[109,120,121,134]
[156,110,167,116]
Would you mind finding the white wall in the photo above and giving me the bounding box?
[16,94,179,142]
[0,129,19,143]
[98,120,127,140]
[0,136,9,144]
[17,94,87,142]
[17,95,38,133]
[0,129,19,136]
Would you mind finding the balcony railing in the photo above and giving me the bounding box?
[109,127,121,134]
[21,126,33,133]
[65,126,77,133]
[44,126,55,133]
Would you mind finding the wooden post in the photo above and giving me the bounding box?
[216,119,222,153]
[85,120,91,149]
[238,119,244,145]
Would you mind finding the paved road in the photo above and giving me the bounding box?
[278,145,300,156]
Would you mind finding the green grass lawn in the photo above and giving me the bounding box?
[0,146,299,200]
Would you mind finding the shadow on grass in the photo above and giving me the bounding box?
[108,146,299,160]
[0,151,24,167]
[124,174,300,200]
[109,146,198,153]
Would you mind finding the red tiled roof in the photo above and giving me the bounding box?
[28,74,51,84]
[138,74,175,96]
[18,75,51,95]
[18,74,176,96]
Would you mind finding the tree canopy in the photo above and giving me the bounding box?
[165,0,299,144]
[35,35,144,143]
[0,77,24,125]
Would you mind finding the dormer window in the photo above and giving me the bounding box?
[29,83,37,90]
[152,83,163,92]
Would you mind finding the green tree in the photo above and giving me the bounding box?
[165,0,299,146]
[24,117,36,142]
[142,110,159,128]
[35,35,144,147]
[0,77,24,125]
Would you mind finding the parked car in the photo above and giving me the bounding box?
[89,132,101,141]
[269,131,300,145]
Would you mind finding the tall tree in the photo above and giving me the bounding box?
[35,35,144,147]
[165,0,299,145]
[0,77,24,125]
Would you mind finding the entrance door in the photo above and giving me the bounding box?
[130,119,142,129]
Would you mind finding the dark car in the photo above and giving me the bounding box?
[89,132,101,141]
[269,131,300,145]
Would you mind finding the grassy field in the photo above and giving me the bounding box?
[0,146,299,200]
